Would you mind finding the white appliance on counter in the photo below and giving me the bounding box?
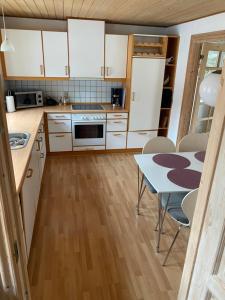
[72,113,106,148]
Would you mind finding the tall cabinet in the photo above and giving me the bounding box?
[126,35,167,148]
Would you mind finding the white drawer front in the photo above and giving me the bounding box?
[106,132,127,149]
[127,131,157,149]
[49,133,72,152]
[47,113,71,120]
[73,146,105,151]
[48,119,71,133]
[107,119,127,132]
[107,112,128,119]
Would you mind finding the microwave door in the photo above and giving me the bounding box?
[16,94,37,108]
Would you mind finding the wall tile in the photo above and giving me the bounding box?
[5,79,123,103]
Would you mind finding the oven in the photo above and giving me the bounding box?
[72,114,106,146]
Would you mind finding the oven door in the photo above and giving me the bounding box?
[72,121,106,146]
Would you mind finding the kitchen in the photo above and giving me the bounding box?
[1,2,225,300]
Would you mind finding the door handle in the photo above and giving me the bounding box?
[132,92,135,102]
[26,168,33,178]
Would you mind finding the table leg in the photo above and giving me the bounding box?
[137,167,145,215]
[156,193,162,253]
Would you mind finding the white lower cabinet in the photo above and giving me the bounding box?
[127,131,157,148]
[106,132,127,149]
[49,133,72,152]
[107,119,127,132]
[48,119,72,133]
[21,121,46,260]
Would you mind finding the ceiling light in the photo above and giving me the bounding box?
[199,73,221,107]
[1,1,14,52]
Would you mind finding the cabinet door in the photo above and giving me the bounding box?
[129,58,165,131]
[2,29,44,77]
[42,31,69,77]
[106,132,127,149]
[49,133,72,152]
[105,34,128,78]
[127,131,157,148]
[68,19,105,78]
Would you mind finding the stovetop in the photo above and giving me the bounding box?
[72,104,104,110]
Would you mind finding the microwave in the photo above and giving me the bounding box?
[14,91,43,109]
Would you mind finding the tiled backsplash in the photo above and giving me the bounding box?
[5,80,123,103]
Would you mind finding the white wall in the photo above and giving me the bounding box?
[166,12,225,143]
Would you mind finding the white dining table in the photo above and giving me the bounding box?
[134,151,205,252]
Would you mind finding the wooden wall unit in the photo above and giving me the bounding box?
[158,36,180,137]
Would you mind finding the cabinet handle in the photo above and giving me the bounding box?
[36,140,41,151]
[40,65,44,75]
[54,121,66,124]
[106,67,110,76]
[113,133,123,136]
[55,135,65,138]
[101,66,104,76]
[55,115,66,118]
[132,92,135,102]
[40,153,44,158]
[65,66,68,76]
[138,132,148,135]
[113,114,123,117]
[113,121,123,124]
[26,168,33,178]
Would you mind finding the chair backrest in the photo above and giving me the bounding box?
[142,136,176,154]
[178,133,209,152]
[181,189,198,226]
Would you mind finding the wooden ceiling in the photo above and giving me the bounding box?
[2,0,225,27]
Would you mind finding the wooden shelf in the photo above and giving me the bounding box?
[158,127,168,130]
[133,54,165,58]
[160,107,171,110]
[134,43,163,48]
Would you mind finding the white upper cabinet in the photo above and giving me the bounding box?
[2,29,44,77]
[42,31,69,78]
[129,58,165,131]
[105,34,128,78]
[68,19,105,78]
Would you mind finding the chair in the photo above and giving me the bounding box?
[162,189,198,266]
[137,136,176,214]
[177,133,209,152]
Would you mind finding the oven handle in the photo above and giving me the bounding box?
[72,120,106,125]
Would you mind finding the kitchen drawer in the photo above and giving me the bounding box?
[127,131,157,149]
[73,145,105,151]
[107,112,128,119]
[49,133,72,152]
[106,132,127,149]
[107,119,127,132]
[47,113,71,120]
[48,119,72,133]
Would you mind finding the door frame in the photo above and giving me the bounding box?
[0,69,31,298]
[178,62,225,299]
[177,30,225,144]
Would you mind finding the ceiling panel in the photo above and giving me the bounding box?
[2,0,225,26]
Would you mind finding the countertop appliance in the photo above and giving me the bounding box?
[72,113,106,147]
[111,88,124,107]
[14,91,43,109]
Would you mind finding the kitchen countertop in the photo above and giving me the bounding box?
[6,104,128,193]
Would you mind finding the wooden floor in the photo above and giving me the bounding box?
[28,153,188,300]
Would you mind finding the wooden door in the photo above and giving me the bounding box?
[2,29,44,77]
[42,31,69,78]
[129,58,165,131]
[68,19,105,78]
[178,67,225,299]
[105,34,128,79]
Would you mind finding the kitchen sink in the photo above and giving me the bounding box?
[9,132,30,150]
